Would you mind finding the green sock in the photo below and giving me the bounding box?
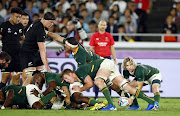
[88,98,101,105]
[133,98,139,106]
[39,91,56,105]
[101,87,113,105]
[135,89,154,104]
[154,92,160,103]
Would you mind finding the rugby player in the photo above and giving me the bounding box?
[20,12,30,84]
[121,56,161,110]
[0,7,24,88]
[61,59,159,111]
[21,12,55,86]
[0,84,59,109]
[32,70,73,109]
[0,51,11,70]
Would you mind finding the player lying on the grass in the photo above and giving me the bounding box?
[33,70,105,110]
[69,81,107,110]
[61,59,159,111]
[0,51,11,69]
[121,56,161,110]
[0,84,62,109]
[32,70,74,109]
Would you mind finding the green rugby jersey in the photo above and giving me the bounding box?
[73,43,100,67]
[45,72,70,88]
[75,59,104,84]
[1,85,28,106]
[63,39,100,67]
[123,64,159,81]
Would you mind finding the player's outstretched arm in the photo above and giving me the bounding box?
[61,86,71,104]
[74,75,94,92]
[47,32,65,43]
[42,81,57,96]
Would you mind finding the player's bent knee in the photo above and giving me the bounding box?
[94,77,105,86]
[152,83,160,93]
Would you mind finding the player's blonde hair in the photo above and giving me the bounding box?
[121,56,137,70]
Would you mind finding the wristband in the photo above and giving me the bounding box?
[114,58,117,61]
[130,95,135,100]
[45,30,49,35]
[38,93,44,98]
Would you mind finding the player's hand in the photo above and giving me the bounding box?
[128,98,133,106]
[114,60,118,65]
[72,85,81,92]
[46,67,52,72]
[31,88,39,97]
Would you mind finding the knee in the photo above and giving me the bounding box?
[94,79,104,87]
[152,84,160,93]
[32,102,42,109]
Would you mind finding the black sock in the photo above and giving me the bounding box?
[0,82,6,89]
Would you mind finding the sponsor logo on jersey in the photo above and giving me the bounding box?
[19,29,22,33]
[105,37,108,40]
[96,38,99,40]
[97,42,107,46]
[8,28,11,33]
[28,62,33,66]
[14,32,17,35]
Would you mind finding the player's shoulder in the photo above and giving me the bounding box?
[106,32,113,36]
[17,23,23,27]
[0,21,9,27]
[123,70,129,74]
[92,31,99,36]
[135,65,146,73]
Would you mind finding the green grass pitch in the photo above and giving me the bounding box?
[1,98,180,116]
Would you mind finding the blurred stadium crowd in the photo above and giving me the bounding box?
[0,0,153,42]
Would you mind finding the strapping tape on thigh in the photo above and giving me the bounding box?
[120,79,128,90]
[25,70,36,75]
[37,69,45,73]
[11,72,22,76]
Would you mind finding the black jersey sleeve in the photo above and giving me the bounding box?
[35,27,46,42]
[0,22,6,36]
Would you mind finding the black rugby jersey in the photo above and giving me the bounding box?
[21,19,46,52]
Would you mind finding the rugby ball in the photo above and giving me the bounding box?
[117,97,129,107]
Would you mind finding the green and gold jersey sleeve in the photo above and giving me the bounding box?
[45,72,57,84]
[134,66,146,81]
[73,43,100,67]
[45,72,70,88]
[75,59,104,83]
[75,69,88,84]
[123,70,130,79]
[135,65,160,81]
[1,85,27,106]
